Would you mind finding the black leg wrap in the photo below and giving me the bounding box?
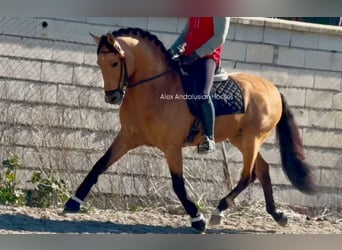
[171,174,198,218]
[64,198,81,213]
[64,148,112,212]
[191,219,206,233]
[217,198,229,212]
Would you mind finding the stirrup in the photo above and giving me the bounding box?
[197,136,215,154]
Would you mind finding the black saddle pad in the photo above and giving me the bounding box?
[182,75,245,117]
[211,77,245,116]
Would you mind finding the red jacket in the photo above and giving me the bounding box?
[184,17,223,65]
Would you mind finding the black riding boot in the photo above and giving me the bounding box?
[198,98,215,154]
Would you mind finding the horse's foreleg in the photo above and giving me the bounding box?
[165,147,206,232]
[255,154,288,226]
[64,132,135,213]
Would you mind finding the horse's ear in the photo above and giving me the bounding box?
[89,33,100,45]
[106,33,125,58]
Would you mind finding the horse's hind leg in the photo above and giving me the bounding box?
[64,131,137,212]
[255,153,288,226]
[210,137,260,225]
[164,146,206,232]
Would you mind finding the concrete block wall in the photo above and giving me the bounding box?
[0,17,341,209]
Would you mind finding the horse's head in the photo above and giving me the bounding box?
[92,29,173,105]
[91,33,132,105]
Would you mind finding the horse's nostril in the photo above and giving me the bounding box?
[105,90,123,105]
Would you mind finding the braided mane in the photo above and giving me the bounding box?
[97,27,173,65]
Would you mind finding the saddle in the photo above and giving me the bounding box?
[181,67,245,143]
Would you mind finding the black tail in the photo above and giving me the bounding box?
[276,93,318,195]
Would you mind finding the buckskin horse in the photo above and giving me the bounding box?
[64,28,317,232]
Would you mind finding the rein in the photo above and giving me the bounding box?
[116,57,174,91]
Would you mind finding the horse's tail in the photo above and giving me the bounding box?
[276,93,318,195]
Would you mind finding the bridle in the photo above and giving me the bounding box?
[100,35,174,101]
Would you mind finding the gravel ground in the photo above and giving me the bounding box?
[0,202,341,234]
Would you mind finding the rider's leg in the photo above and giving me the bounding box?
[189,58,216,154]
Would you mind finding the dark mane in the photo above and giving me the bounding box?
[97,27,173,65]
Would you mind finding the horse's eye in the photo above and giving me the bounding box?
[112,62,119,68]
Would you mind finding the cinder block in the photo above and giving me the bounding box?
[0,101,8,122]
[269,166,292,186]
[0,125,13,144]
[41,84,57,104]
[102,110,121,131]
[306,148,342,169]
[259,145,281,165]
[307,110,336,129]
[222,41,246,61]
[83,45,98,66]
[148,18,179,32]
[314,71,341,90]
[303,128,331,147]
[80,109,104,131]
[328,131,342,148]
[305,89,333,109]
[261,65,288,87]
[52,42,85,64]
[235,24,263,43]
[276,47,305,67]
[291,31,319,49]
[78,87,114,109]
[318,34,342,52]
[331,52,342,71]
[336,111,342,129]
[149,32,178,51]
[63,108,82,128]
[0,57,41,81]
[333,92,342,110]
[246,44,274,64]
[121,17,149,29]
[235,62,261,75]
[41,62,73,84]
[320,168,342,188]
[4,80,41,102]
[278,87,306,107]
[287,68,314,88]
[38,105,62,127]
[304,50,332,70]
[86,17,124,26]
[176,18,187,33]
[57,85,82,106]
[264,27,291,46]
[0,36,52,61]
[291,108,309,127]
[13,127,43,147]
[73,66,102,87]
[7,104,35,125]
[0,17,38,37]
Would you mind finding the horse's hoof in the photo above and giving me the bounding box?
[190,214,206,233]
[191,219,206,233]
[275,212,288,227]
[209,214,223,225]
[63,198,81,213]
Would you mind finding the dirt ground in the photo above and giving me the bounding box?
[0,202,341,234]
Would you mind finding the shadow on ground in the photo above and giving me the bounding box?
[0,213,272,234]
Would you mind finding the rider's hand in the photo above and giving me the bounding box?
[180,52,199,66]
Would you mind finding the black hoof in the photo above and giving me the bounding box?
[191,219,206,233]
[63,198,81,213]
[274,212,288,227]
